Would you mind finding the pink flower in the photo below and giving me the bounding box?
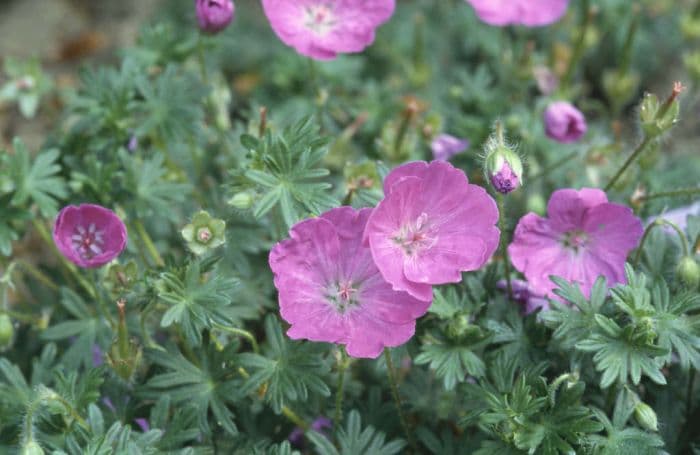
[261,0,395,61]
[431,134,469,161]
[269,207,430,359]
[196,0,235,34]
[490,161,520,194]
[364,161,500,301]
[543,101,587,143]
[465,0,569,27]
[508,188,643,300]
[53,204,127,268]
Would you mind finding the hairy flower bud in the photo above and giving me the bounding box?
[634,402,658,432]
[195,0,235,34]
[228,192,254,210]
[677,256,700,290]
[640,83,683,138]
[483,125,523,194]
[181,210,226,256]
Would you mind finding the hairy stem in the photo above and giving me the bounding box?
[133,220,165,268]
[212,323,259,354]
[634,218,690,266]
[637,187,700,201]
[604,135,652,192]
[334,347,348,437]
[384,349,415,451]
[498,195,513,298]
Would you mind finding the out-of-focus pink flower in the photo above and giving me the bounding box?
[196,0,235,34]
[508,188,643,300]
[53,204,127,268]
[364,161,500,301]
[261,0,395,60]
[465,0,569,27]
[543,101,587,143]
[431,134,469,161]
[289,416,332,448]
[497,279,550,314]
[269,207,430,359]
[134,418,150,432]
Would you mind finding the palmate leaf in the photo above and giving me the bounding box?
[415,342,485,390]
[237,316,330,413]
[158,261,239,346]
[241,117,339,229]
[2,138,68,217]
[307,410,405,455]
[587,408,665,455]
[144,342,242,436]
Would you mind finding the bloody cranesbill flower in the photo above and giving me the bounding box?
[53,204,127,268]
[196,0,235,34]
[508,188,643,299]
[261,0,395,60]
[543,101,587,143]
[431,134,470,161]
[269,207,430,358]
[364,161,500,301]
[464,0,569,27]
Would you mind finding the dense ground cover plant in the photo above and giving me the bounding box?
[0,0,699,453]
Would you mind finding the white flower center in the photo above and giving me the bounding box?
[326,280,359,314]
[303,3,336,35]
[561,230,589,252]
[392,213,438,257]
[71,223,105,260]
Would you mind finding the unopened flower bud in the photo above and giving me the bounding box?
[640,83,683,138]
[107,299,143,381]
[634,402,658,432]
[228,192,254,210]
[195,0,235,35]
[181,210,226,256]
[483,126,523,195]
[603,70,640,111]
[543,101,587,143]
[677,256,700,290]
[0,314,14,351]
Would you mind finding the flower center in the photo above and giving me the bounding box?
[197,227,212,243]
[304,3,336,34]
[326,280,359,313]
[392,213,437,257]
[561,230,588,252]
[71,223,105,260]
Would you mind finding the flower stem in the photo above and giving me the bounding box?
[529,150,579,182]
[604,135,652,192]
[497,195,513,298]
[334,347,348,437]
[212,323,259,354]
[16,259,59,292]
[636,187,700,201]
[561,0,592,90]
[384,348,415,451]
[133,220,165,268]
[282,405,309,430]
[634,218,690,266]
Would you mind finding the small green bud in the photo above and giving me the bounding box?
[106,299,142,381]
[634,402,658,432]
[0,314,14,351]
[639,83,683,138]
[677,256,700,290]
[21,440,44,455]
[181,210,226,256]
[603,69,639,112]
[228,192,254,210]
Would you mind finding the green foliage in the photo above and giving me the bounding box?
[238,316,330,413]
[307,410,405,455]
[236,117,339,230]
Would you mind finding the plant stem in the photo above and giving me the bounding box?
[604,135,652,192]
[561,0,592,90]
[133,220,165,268]
[498,195,513,298]
[282,405,309,430]
[32,219,97,299]
[637,187,700,201]
[334,347,348,437]
[384,348,415,451]
[687,369,696,427]
[634,218,690,266]
[17,260,59,291]
[529,150,579,182]
[212,323,259,354]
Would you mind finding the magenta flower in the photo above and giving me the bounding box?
[196,0,235,34]
[508,188,643,300]
[269,207,430,359]
[364,161,500,301]
[53,204,127,268]
[490,161,520,194]
[261,0,395,61]
[543,101,587,143]
[431,134,470,161]
[465,0,569,27]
